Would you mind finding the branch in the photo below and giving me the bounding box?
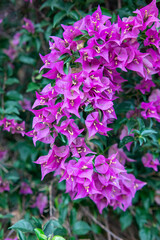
[81,207,123,240]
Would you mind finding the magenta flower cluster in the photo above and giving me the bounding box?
[0,118,25,136]
[0,176,9,193]
[28,0,160,212]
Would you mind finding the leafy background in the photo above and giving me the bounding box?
[0,0,160,239]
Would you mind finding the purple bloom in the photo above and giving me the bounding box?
[141,102,160,121]
[135,79,155,94]
[11,32,21,46]
[19,182,33,195]
[54,119,84,145]
[0,176,10,193]
[22,18,35,34]
[142,153,160,171]
[0,118,25,136]
[108,144,135,165]
[31,193,48,214]
[28,2,159,213]
[70,137,95,158]
[85,112,112,138]
[19,98,31,111]
[3,46,17,61]
[0,149,7,161]
[35,145,69,180]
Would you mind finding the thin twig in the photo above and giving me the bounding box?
[81,207,123,240]
[105,218,112,240]
[1,72,7,112]
[49,179,54,217]
[117,0,121,9]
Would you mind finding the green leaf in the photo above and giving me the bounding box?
[51,236,66,240]
[6,170,20,182]
[34,228,47,240]
[0,213,13,219]
[120,212,133,231]
[9,219,34,233]
[5,78,19,85]
[53,11,66,27]
[19,55,35,65]
[70,208,77,226]
[6,91,23,101]
[63,62,69,75]
[58,53,70,61]
[43,220,62,237]
[59,205,68,224]
[17,230,26,240]
[68,11,79,20]
[73,34,84,41]
[119,136,134,148]
[31,217,42,229]
[72,221,90,235]
[126,118,136,134]
[5,107,19,115]
[84,104,94,112]
[26,82,40,92]
[90,139,104,151]
[54,227,67,236]
[139,228,152,240]
[137,118,145,131]
[90,224,101,234]
[141,129,157,136]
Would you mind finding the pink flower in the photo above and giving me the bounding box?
[54,119,84,145]
[11,32,21,46]
[85,111,112,138]
[0,149,7,161]
[3,46,17,61]
[35,145,69,180]
[142,153,159,171]
[22,18,35,34]
[19,182,33,195]
[135,79,155,94]
[31,193,48,214]
[0,176,10,193]
[0,118,25,136]
[141,102,160,121]
[19,98,31,111]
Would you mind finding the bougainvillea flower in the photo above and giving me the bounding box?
[35,145,69,179]
[141,102,160,121]
[22,18,35,34]
[70,137,95,158]
[133,0,159,30]
[142,153,160,171]
[19,98,31,111]
[11,32,21,46]
[19,182,33,195]
[54,119,84,145]
[27,3,157,213]
[0,149,7,160]
[31,193,48,214]
[85,111,112,138]
[0,176,10,193]
[3,46,17,61]
[135,79,155,94]
[108,144,135,165]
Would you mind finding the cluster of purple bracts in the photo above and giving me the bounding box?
[27,0,160,212]
[0,118,25,136]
